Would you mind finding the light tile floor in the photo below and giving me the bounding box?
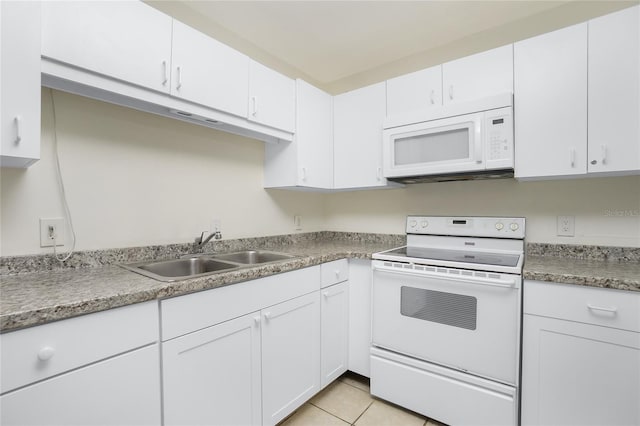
[279,373,448,426]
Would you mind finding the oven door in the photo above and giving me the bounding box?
[371,260,520,385]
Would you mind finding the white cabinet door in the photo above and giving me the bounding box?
[171,20,249,118]
[514,23,588,179]
[296,79,334,188]
[386,65,443,118]
[41,1,172,94]
[348,259,372,377]
[522,315,640,426]
[264,80,332,188]
[1,1,40,168]
[321,281,349,389]
[442,45,513,104]
[0,345,161,426]
[588,5,640,175]
[262,291,321,426]
[334,82,388,189]
[248,60,295,132]
[163,312,262,426]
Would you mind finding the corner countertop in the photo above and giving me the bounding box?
[0,239,396,333]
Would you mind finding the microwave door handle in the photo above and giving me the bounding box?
[373,265,517,289]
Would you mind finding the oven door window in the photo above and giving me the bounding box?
[401,286,477,330]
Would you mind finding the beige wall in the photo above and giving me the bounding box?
[0,90,326,256]
[1,90,638,256]
[324,176,640,247]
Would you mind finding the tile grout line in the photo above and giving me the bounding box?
[307,402,353,425]
[350,400,375,425]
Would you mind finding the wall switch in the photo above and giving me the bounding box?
[40,218,65,247]
[294,215,302,231]
[557,216,575,237]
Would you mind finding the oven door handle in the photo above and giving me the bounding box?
[373,265,518,289]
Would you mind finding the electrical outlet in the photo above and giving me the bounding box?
[557,216,575,237]
[294,215,302,231]
[40,218,65,247]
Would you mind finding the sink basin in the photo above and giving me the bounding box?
[121,257,239,282]
[212,250,296,265]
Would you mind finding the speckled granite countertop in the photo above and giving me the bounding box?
[0,236,399,333]
[2,235,638,333]
[523,256,640,292]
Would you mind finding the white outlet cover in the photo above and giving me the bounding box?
[40,218,65,247]
[556,215,575,237]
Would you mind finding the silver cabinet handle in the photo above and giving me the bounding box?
[377,167,382,181]
[14,116,22,144]
[301,167,307,182]
[335,270,340,280]
[38,346,55,361]
[601,145,607,165]
[176,66,182,90]
[448,85,453,100]
[251,96,258,117]
[587,304,617,314]
[162,60,168,85]
[430,89,435,105]
[253,315,261,326]
[263,312,272,320]
[570,148,576,168]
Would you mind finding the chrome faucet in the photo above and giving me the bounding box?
[194,230,222,248]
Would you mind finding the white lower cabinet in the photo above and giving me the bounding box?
[522,281,640,426]
[321,280,349,388]
[0,301,161,425]
[348,259,373,377]
[162,312,262,426]
[0,345,161,426]
[160,265,324,426]
[262,291,321,426]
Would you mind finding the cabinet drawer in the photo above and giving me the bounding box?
[524,280,640,332]
[0,301,158,394]
[321,259,349,288]
[161,266,321,341]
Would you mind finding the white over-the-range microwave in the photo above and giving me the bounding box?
[382,93,514,183]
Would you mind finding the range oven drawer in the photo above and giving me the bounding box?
[371,347,517,426]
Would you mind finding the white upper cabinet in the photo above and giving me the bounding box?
[514,23,588,179]
[334,82,389,189]
[41,1,172,94]
[386,65,443,118]
[442,45,513,104]
[171,20,249,118]
[1,1,41,168]
[588,5,640,175]
[248,60,295,132]
[264,79,333,189]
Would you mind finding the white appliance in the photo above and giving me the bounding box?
[371,216,525,426]
[382,94,514,183]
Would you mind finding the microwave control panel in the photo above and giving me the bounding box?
[485,107,513,162]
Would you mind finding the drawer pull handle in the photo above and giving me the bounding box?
[335,270,340,279]
[587,304,617,314]
[37,346,55,361]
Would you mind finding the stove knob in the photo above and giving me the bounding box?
[409,220,417,227]
[421,220,429,228]
[495,222,504,230]
[510,222,519,231]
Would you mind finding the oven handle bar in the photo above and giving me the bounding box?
[373,265,518,289]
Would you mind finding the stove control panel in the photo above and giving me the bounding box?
[406,216,525,239]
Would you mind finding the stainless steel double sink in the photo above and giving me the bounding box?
[120,250,297,282]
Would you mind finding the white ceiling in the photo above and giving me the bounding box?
[148,0,637,93]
